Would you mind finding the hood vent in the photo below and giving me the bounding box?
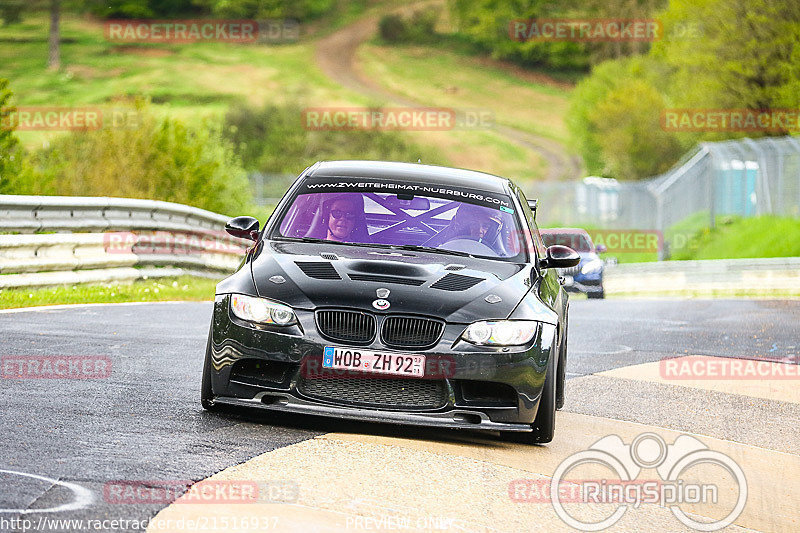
[350,260,424,277]
[444,264,465,271]
[320,252,339,261]
[430,273,483,291]
[295,261,341,280]
[348,273,425,286]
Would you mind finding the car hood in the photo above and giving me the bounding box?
[250,241,532,323]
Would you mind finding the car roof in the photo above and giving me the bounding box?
[308,161,514,194]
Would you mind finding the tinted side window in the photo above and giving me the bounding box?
[516,189,547,258]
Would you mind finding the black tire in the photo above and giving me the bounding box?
[503,349,557,444]
[200,332,217,411]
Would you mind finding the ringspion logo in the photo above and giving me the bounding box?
[519,432,747,531]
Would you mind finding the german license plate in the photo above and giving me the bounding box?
[322,346,425,377]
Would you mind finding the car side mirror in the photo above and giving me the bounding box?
[225,216,260,241]
[540,245,580,269]
[595,244,607,253]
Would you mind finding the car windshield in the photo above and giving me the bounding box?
[273,181,526,261]
[541,232,594,252]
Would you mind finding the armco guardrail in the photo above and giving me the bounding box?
[0,194,231,233]
[604,257,800,295]
[0,195,248,289]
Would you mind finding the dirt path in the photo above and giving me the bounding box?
[314,7,583,181]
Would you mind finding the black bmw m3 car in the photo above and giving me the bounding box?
[201,161,579,443]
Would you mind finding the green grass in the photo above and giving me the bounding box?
[544,214,800,264]
[357,43,572,145]
[0,276,217,309]
[670,215,800,261]
[0,13,370,149]
[0,10,554,183]
[244,203,278,225]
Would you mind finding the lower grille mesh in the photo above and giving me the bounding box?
[297,373,447,410]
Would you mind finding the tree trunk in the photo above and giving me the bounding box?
[47,0,60,70]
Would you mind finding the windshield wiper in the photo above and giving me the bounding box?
[279,237,344,245]
[390,244,472,258]
[276,238,472,258]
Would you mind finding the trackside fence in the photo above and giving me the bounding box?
[531,136,800,260]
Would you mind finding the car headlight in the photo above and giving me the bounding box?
[230,294,296,326]
[581,258,604,274]
[461,320,538,346]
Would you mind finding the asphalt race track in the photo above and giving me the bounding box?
[1,300,798,532]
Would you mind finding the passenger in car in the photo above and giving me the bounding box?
[326,197,359,242]
[304,193,370,243]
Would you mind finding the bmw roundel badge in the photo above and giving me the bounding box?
[372,299,390,310]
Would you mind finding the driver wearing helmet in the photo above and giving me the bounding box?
[451,203,502,244]
[422,202,505,254]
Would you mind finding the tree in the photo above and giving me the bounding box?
[0,78,20,192]
[13,106,252,215]
[447,0,668,70]
[653,0,800,116]
[191,0,335,21]
[48,0,60,70]
[589,79,682,178]
[6,0,65,69]
[568,0,800,179]
[0,0,26,24]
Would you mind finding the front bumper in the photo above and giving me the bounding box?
[207,295,558,432]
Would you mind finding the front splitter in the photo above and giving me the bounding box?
[212,393,532,432]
